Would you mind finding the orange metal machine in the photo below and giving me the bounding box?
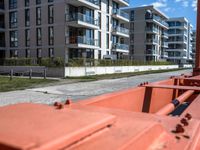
[1,1,200,150]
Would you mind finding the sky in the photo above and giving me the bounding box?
[129,0,197,29]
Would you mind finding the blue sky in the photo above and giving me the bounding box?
[129,0,197,28]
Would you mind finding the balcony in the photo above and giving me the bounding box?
[146,27,158,34]
[146,39,158,45]
[67,0,100,10]
[67,36,99,49]
[146,49,158,56]
[112,0,129,7]
[112,43,129,52]
[67,13,99,29]
[161,42,168,48]
[162,32,168,38]
[112,26,129,38]
[112,9,129,22]
[167,39,187,44]
[161,52,168,58]
[146,15,168,29]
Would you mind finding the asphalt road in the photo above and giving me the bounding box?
[0,69,191,106]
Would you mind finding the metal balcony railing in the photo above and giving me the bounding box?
[112,9,129,20]
[68,13,99,26]
[113,26,129,35]
[112,43,129,50]
[69,36,99,46]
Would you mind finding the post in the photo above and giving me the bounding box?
[29,69,32,79]
[193,0,200,75]
[10,69,13,80]
[44,68,47,79]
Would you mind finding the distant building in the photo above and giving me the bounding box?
[0,0,130,63]
[166,17,193,65]
[125,5,169,62]
[191,30,196,64]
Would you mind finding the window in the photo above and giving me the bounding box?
[98,12,101,29]
[9,11,17,28]
[37,48,42,58]
[98,50,101,59]
[25,49,31,58]
[10,31,18,47]
[98,31,101,48]
[106,34,109,49]
[48,0,54,3]
[48,26,54,45]
[49,48,54,58]
[25,0,29,7]
[48,5,54,24]
[25,9,30,27]
[25,29,30,47]
[10,50,18,58]
[36,28,42,46]
[130,10,134,21]
[106,16,109,31]
[106,0,109,14]
[36,7,41,25]
[9,0,17,9]
[36,0,41,5]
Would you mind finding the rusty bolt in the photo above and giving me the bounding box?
[54,101,59,107]
[65,99,72,105]
[181,118,189,126]
[57,103,64,109]
[175,124,185,133]
[185,113,192,120]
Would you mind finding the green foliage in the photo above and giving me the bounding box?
[67,58,174,67]
[0,57,64,67]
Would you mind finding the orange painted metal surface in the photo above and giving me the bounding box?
[0,0,200,149]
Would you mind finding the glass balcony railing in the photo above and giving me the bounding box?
[146,15,168,27]
[113,26,129,35]
[146,27,158,33]
[86,0,100,6]
[162,42,168,47]
[69,36,99,46]
[113,43,129,51]
[68,13,99,26]
[162,32,168,36]
[112,9,129,20]
[146,49,157,55]
[146,39,158,43]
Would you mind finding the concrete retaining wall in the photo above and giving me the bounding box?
[65,65,179,77]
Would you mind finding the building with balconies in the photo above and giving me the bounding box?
[191,30,196,64]
[125,5,169,62]
[1,0,129,63]
[166,17,193,65]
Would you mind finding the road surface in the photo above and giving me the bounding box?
[0,69,191,106]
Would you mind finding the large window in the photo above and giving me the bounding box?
[36,0,41,5]
[48,5,54,24]
[25,29,30,47]
[9,0,17,9]
[36,7,41,25]
[36,28,42,46]
[25,0,29,7]
[10,31,18,47]
[9,11,17,28]
[48,26,54,45]
[25,9,30,27]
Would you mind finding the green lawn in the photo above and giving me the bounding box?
[0,76,56,92]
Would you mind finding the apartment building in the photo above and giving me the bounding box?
[191,30,196,64]
[166,17,193,64]
[125,6,169,62]
[0,0,130,63]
